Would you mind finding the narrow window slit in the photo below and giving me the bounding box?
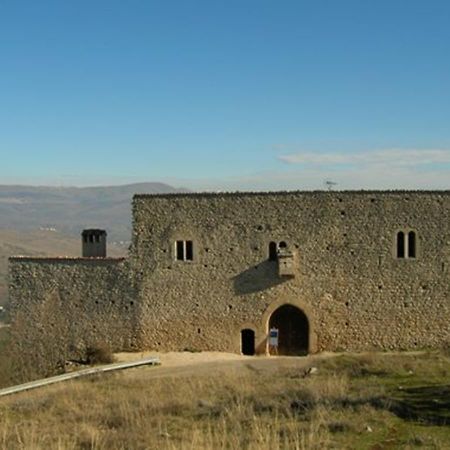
[186,240,193,260]
[408,231,416,258]
[176,240,184,260]
[268,241,277,261]
[397,231,405,258]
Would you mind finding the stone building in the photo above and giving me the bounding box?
[8,190,450,373]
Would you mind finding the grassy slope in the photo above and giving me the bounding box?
[0,351,449,449]
[0,229,126,308]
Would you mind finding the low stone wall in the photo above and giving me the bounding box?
[8,257,138,376]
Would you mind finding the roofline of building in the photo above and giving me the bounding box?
[133,189,450,200]
[9,257,126,263]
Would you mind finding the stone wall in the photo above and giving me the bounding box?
[131,191,450,354]
[8,190,450,375]
[8,257,138,376]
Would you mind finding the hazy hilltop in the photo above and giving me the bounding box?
[0,182,187,308]
[0,182,188,242]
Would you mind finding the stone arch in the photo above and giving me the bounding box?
[262,299,317,354]
[268,305,308,355]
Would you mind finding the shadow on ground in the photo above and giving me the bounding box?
[389,384,450,425]
[287,383,450,427]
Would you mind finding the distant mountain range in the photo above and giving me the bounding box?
[0,182,188,242]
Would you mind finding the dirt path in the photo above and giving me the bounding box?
[115,351,331,380]
[115,349,426,381]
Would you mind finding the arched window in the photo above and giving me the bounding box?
[268,241,277,261]
[396,230,417,259]
[397,231,405,258]
[408,231,416,258]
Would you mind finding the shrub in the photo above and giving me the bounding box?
[85,342,115,365]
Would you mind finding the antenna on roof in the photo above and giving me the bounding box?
[324,179,338,191]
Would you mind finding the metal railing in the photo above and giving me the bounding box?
[0,356,160,398]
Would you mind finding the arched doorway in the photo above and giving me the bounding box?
[268,304,309,355]
[241,329,255,355]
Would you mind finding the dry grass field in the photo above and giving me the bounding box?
[0,333,449,450]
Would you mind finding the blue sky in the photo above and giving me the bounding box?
[1,0,450,190]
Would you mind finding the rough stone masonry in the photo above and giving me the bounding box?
[8,190,450,374]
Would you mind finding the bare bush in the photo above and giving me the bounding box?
[85,342,115,365]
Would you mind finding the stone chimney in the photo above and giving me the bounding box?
[81,229,107,257]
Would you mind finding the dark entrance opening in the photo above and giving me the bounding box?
[269,304,309,355]
[268,241,278,261]
[241,329,255,355]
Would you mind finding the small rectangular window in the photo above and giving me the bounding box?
[175,240,194,261]
[186,240,193,260]
[397,232,405,258]
[176,241,184,260]
[268,242,277,261]
[408,231,416,258]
